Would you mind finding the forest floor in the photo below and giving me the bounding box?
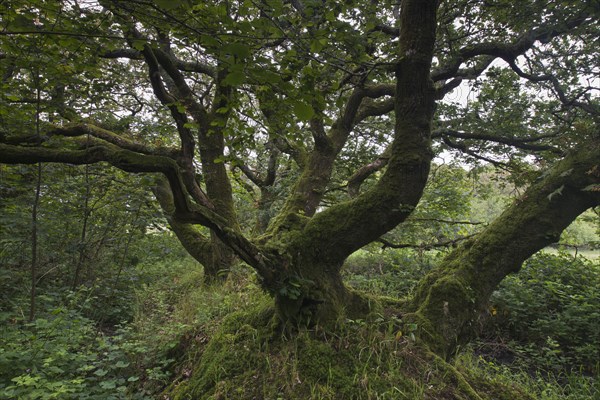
[1,245,598,399]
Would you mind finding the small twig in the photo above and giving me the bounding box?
[378,233,478,250]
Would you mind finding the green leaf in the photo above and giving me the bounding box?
[225,42,251,59]
[253,69,282,84]
[547,185,564,201]
[155,0,180,10]
[582,184,600,192]
[291,100,314,121]
[310,39,324,53]
[100,380,117,389]
[132,40,146,51]
[183,122,199,129]
[559,168,574,177]
[223,70,246,86]
[200,35,220,48]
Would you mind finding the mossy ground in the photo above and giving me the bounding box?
[165,299,534,400]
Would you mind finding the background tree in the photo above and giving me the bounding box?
[1,0,598,358]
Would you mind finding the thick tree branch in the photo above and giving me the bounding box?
[235,162,263,187]
[347,144,391,198]
[363,84,395,99]
[372,24,400,37]
[332,88,367,144]
[441,137,509,168]
[290,0,440,264]
[264,145,279,187]
[152,177,212,267]
[0,142,275,283]
[506,61,600,116]
[272,137,307,168]
[268,85,385,223]
[408,218,486,226]
[102,48,217,77]
[310,116,332,151]
[432,11,594,82]
[410,136,600,357]
[48,124,180,157]
[355,98,396,123]
[150,47,209,129]
[434,128,565,155]
[137,41,214,210]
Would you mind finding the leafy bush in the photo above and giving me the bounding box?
[481,252,600,374]
[0,307,150,399]
[456,351,599,400]
[0,250,203,399]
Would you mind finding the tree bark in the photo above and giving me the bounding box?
[407,138,600,358]
[29,162,41,322]
[153,177,215,277]
[265,0,440,324]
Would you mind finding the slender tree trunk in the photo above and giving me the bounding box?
[29,162,41,322]
[72,165,91,290]
[29,79,42,322]
[198,137,238,282]
[408,139,600,358]
[255,187,275,234]
[114,199,143,283]
[153,177,215,277]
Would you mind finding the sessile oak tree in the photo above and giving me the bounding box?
[1,0,598,357]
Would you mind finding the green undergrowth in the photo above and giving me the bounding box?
[0,252,265,400]
[455,352,599,400]
[478,252,600,375]
[166,302,538,400]
[3,249,597,399]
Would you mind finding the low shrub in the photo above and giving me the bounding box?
[479,252,600,374]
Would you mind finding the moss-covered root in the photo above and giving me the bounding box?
[167,300,277,400]
[430,352,484,400]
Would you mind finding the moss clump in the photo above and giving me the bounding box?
[169,299,276,400]
[409,272,478,358]
[295,337,356,398]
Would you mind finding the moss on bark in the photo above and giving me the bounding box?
[408,139,600,357]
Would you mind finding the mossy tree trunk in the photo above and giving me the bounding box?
[153,178,213,271]
[261,0,439,324]
[152,121,238,283]
[408,138,600,358]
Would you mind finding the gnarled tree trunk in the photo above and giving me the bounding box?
[262,0,439,325]
[153,177,227,282]
[408,138,600,358]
